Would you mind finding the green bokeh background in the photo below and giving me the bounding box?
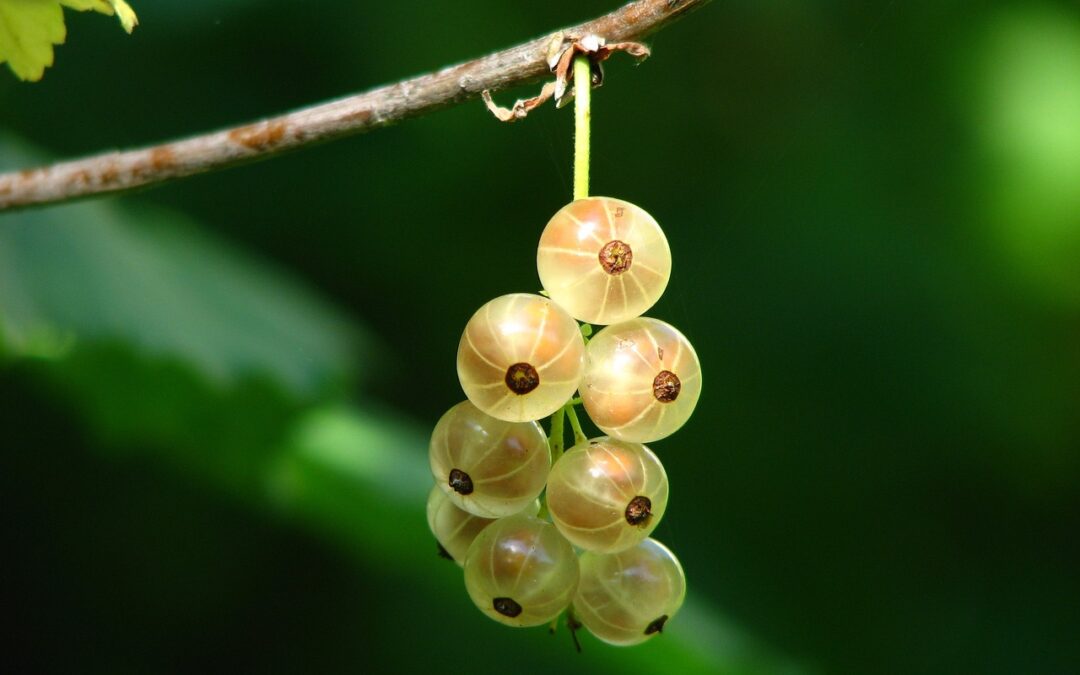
[2,2,1079,673]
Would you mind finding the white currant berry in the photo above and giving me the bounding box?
[429,401,550,518]
[463,514,580,627]
[426,485,493,565]
[545,438,669,553]
[579,317,701,443]
[457,293,585,422]
[537,197,671,326]
[426,486,538,566]
[574,538,686,646]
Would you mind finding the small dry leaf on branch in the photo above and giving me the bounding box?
[482,33,651,123]
[481,82,556,122]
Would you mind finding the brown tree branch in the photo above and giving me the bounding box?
[0,0,711,213]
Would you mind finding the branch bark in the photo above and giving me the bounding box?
[0,0,711,213]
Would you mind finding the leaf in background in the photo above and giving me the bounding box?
[965,5,1080,307]
[62,0,138,32]
[0,135,363,396]
[0,0,137,82]
[0,0,65,82]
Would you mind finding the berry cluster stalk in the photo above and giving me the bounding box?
[548,56,594,463]
[561,56,593,648]
[573,55,592,202]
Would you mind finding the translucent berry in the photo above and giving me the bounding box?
[463,514,580,627]
[579,318,702,443]
[574,538,687,646]
[426,486,538,566]
[545,438,669,553]
[537,197,672,326]
[426,486,492,565]
[429,401,550,518]
[457,293,585,422]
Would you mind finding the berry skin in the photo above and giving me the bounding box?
[429,401,550,518]
[574,538,686,646]
[426,486,538,566]
[457,293,585,422]
[579,317,701,443]
[463,514,580,627]
[545,438,669,553]
[426,486,493,565]
[537,197,671,326]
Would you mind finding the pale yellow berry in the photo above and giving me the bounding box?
[537,197,671,325]
[463,514,580,627]
[574,538,687,646]
[425,486,538,566]
[457,293,585,422]
[426,485,494,565]
[545,438,669,553]
[580,318,701,443]
[429,401,549,518]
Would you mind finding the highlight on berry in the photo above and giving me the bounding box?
[579,318,702,443]
[545,438,669,553]
[537,197,671,326]
[429,400,550,518]
[457,293,585,423]
[574,538,687,646]
[463,515,580,627]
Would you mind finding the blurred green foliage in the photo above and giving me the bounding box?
[2,1,1079,674]
[962,4,1080,306]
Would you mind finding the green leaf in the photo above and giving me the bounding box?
[61,0,138,32]
[0,134,363,396]
[0,0,137,81]
[0,0,65,82]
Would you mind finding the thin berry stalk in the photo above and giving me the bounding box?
[565,404,588,446]
[573,55,591,202]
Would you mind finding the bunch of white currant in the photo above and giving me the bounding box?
[427,197,700,646]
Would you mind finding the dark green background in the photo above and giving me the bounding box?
[2,1,1079,673]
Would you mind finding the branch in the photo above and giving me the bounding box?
[0,0,712,213]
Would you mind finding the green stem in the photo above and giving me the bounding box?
[567,606,583,653]
[539,407,566,519]
[549,406,566,462]
[573,55,591,201]
[543,57,593,517]
[565,404,588,446]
